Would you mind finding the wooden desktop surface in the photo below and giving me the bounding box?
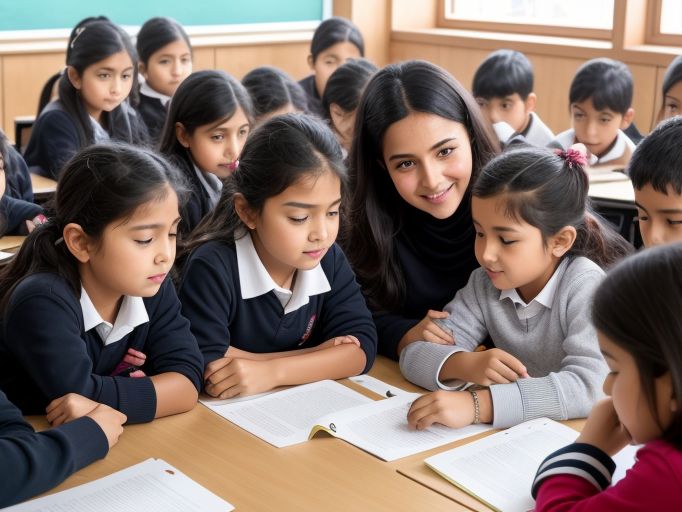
[27,357,475,512]
[30,173,57,199]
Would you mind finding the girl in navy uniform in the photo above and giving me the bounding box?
[178,114,377,399]
[24,19,148,179]
[159,70,253,235]
[298,17,364,118]
[136,17,193,143]
[0,143,203,424]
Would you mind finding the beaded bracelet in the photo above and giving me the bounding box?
[469,389,481,424]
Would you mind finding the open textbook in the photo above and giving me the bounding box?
[3,458,234,512]
[424,417,638,512]
[201,379,493,461]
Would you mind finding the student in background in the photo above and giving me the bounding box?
[656,54,682,124]
[299,17,364,118]
[158,70,253,235]
[403,146,631,431]
[343,60,499,360]
[533,243,682,510]
[0,390,125,508]
[24,19,148,179]
[472,49,554,148]
[322,58,377,157]
[178,114,376,399]
[0,144,203,424]
[550,58,635,167]
[136,17,193,143]
[629,116,682,247]
[242,66,308,125]
[0,131,43,235]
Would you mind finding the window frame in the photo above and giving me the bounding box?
[438,0,614,41]
[646,0,682,46]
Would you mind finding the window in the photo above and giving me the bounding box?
[647,0,682,45]
[660,0,682,35]
[440,0,615,39]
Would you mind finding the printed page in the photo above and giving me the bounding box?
[203,379,372,447]
[313,393,493,461]
[424,418,578,512]
[4,459,233,512]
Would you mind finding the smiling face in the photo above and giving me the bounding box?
[599,331,675,445]
[76,185,180,313]
[382,112,473,220]
[140,38,192,97]
[239,169,342,288]
[472,194,570,303]
[570,98,632,159]
[69,50,134,122]
[176,107,250,178]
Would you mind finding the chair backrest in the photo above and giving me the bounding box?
[14,116,35,154]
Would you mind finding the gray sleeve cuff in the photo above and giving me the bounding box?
[399,342,468,391]
[489,383,525,428]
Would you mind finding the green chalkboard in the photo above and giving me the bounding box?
[0,0,324,31]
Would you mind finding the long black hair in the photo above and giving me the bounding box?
[158,70,254,166]
[322,58,377,116]
[473,146,632,268]
[0,143,186,312]
[179,113,345,259]
[136,17,191,67]
[592,243,682,450]
[58,19,141,146]
[343,60,499,311]
[309,17,364,62]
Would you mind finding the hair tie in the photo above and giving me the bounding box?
[555,148,588,169]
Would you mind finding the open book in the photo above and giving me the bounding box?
[4,458,234,512]
[201,379,493,461]
[424,417,638,512]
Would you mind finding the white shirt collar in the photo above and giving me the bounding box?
[554,129,634,165]
[80,286,149,345]
[499,258,569,320]
[192,161,222,208]
[235,231,331,314]
[140,79,172,107]
[89,116,110,143]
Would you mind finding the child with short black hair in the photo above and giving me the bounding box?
[628,116,682,247]
[551,58,635,167]
[472,49,554,147]
[533,243,682,510]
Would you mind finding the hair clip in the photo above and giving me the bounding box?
[555,148,588,169]
[70,27,86,49]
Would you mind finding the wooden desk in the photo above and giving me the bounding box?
[30,173,57,204]
[0,236,25,252]
[27,357,469,512]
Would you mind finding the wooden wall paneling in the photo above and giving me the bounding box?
[2,52,65,138]
[214,42,310,80]
[0,57,4,138]
[191,47,216,71]
[629,63,658,135]
[351,0,391,67]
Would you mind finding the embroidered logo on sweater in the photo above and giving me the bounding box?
[299,314,317,345]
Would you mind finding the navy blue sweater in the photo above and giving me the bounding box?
[0,274,203,424]
[0,389,108,507]
[1,145,42,235]
[298,75,325,118]
[24,101,149,179]
[178,241,377,373]
[172,154,213,237]
[138,93,167,145]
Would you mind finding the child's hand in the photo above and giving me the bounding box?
[85,404,127,449]
[407,390,476,430]
[46,393,100,426]
[399,310,454,352]
[111,347,147,377]
[463,348,529,385]
[576,398,631,456]
[204,357,276,399]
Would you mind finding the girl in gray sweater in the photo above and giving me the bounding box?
[402,146,632,429]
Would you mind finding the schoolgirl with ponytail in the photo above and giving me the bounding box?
[402,146,632,431]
